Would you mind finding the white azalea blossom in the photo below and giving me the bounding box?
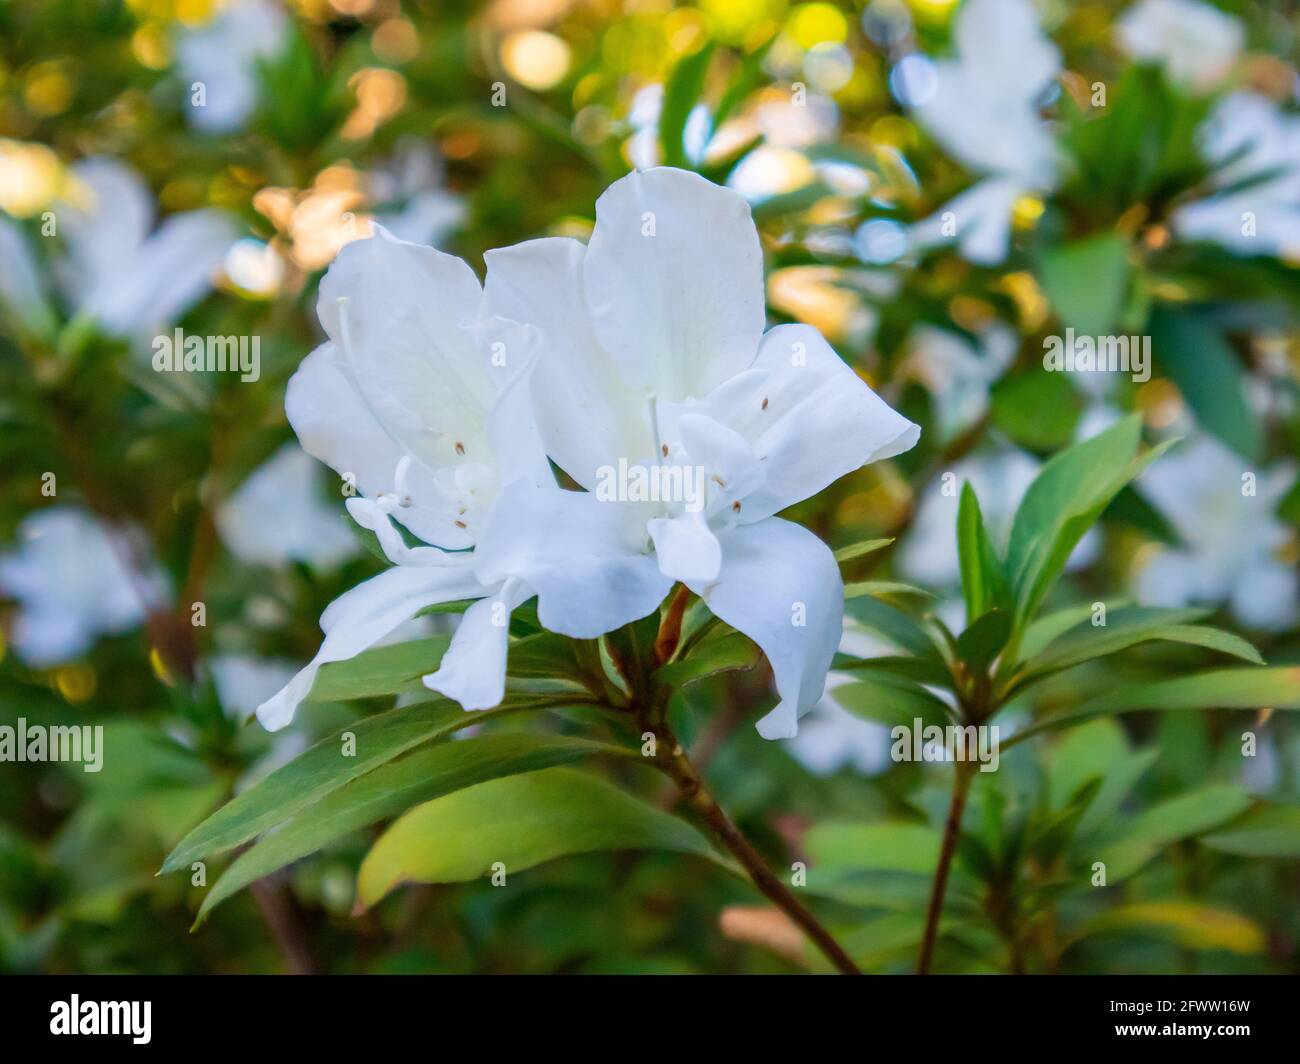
[256,226,670,730]
[1135,434,1298,631]
[56,158,236,342]
[176,0,289,134]
[0,508,167,667]
[482,167,919,737]
[1174,93,1300,259]
[1115,0,1243,93]
[215,444,360,569]
[908,0,1061,264]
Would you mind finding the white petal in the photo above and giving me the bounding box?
[483,237,650,486]
[423,577,532,710]
[473,483,671,638]
[648,510,723,586]
[584,167,765,399]
[59,159,153,282]
[285,342,475,549]
[257,562,485,731]
[687,518,843,739]
[911,179,1023,265]
[694,324,919,521]
[317,226,495,473]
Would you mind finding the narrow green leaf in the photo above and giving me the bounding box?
[1097,784,1252,880]
[833,537,893,565]
[162,699,538,873]
[659,41,715,169]
[1150,306,1262,461]
[196,735,630,921]
[356,767,731,908]
[1038,231,1131,336]
[1005,415,1152,625]
[1074,902,1265,955]
[844,580,932,599]
[1202,805,1300,857]
[834,674,954,729]
[654,630,759,688]
[830,653,953,687]
[1006,666,1300,748]
[845,594,947,662]
[309,636,451,702]
[955,609,1012,674]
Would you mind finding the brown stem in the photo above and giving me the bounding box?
[249,879,317,975]
[652,722,860,975]
[917,761,975,975]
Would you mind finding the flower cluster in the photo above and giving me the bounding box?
[261,166,919,739]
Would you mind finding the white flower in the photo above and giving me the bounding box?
[907,0,1061,264]
[176,0,289,134]
[482,167,919,738]
[900,323,1017,443]
[1174,93,1300,259]
[215,444,360,569]
[56,158,236,342]
[257,226,669,730]
[1136,434,1297,631]
[0,508,167,666]
[1115,0,1243,93]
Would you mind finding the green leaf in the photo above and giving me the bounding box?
[833,537,893,565]
[834,674,954,729]
[356,767,730,908]
[195,735,629,921]
[1038,231,1131,336]
[1013,609,1262,693]
[830,653,953,687]
[711,32,776,130]
[1202,805,1300,857]
[804,822,941,876]
[844,580,932,599]
[1150,306,1261,461]
[845,594,947,662]
[1097,784,1253,880]
[162,699,539,873]
[1013,666,1300,747]
[659,41,715,169]
[1074,902,1265,955]
[955,609,1012,674]
[989,368,1083,451]
[653,630,760,688]
[1004,415,1154,627]
[309,637,451,702]
[956,482,1007,623]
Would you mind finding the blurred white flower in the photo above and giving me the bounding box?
[0,213,56,338]
[482,167,919,737]
[215,444,359,569]
[258,226,667,730]
[367,140,467,248]
[1135,434,1298,631]
[0,508,167,666]
[176,0,289,134]
[907,0,1061,264]
[784,625,894,776]
[56,158,236,342]
[1174,93,1300,259]
[900,323,1017,443]
[1115,0,1243,93]
[210,653,298,719]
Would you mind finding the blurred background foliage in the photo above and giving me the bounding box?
[0,0,1298,973]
